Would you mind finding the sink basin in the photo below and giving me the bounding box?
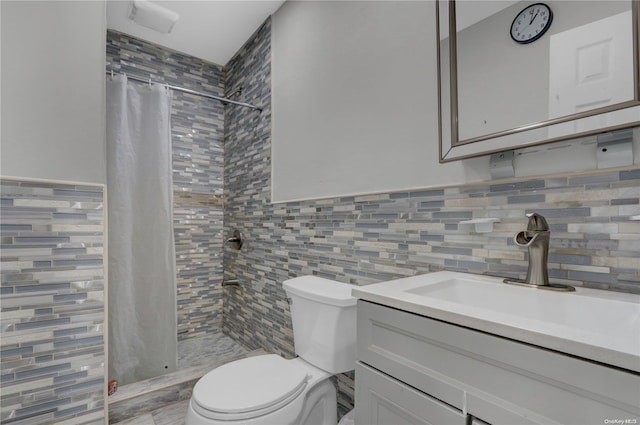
[407,277,521,305]
[352,271,640,372]
[405,277,639,335]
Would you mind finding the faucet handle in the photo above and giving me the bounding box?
[525,213,549,232]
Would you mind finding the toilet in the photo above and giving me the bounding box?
[186,276,357,425]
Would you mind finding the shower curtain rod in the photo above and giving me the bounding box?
[106,70,263,112]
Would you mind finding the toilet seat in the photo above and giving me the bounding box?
[191,354,309,421]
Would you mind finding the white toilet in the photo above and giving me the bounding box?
[186,276,357,425]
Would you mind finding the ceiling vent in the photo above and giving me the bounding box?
[128,0,180,34]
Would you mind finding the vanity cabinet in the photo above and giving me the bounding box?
[355,300,640,425]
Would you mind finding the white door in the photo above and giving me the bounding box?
[548,10,634,134]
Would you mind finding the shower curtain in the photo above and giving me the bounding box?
[106,75,178,386]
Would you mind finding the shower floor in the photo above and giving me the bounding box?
[110,332,257,425]
[178,332,249,369]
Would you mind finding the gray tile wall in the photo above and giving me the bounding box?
[222,17,640,417]
[107,31,226,340]
[1,179,106,424]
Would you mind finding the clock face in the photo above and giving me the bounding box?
[510,3,553,44]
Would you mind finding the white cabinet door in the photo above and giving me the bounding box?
[355,362,467,425]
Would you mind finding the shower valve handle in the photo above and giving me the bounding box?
[226,230,244,250]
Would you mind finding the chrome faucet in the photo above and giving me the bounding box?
[504,213,575,292]
[515,213,550,286]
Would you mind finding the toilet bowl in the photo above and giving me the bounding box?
[185,276,357,425]
[186,355,336,425]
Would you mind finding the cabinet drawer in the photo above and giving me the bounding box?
[355,362,467,425]
[357,301,640,425]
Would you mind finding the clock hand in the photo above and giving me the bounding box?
[529,13,538,25]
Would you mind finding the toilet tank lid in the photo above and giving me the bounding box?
[283,276,357,307]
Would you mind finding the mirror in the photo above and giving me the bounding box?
[438,0,640,162]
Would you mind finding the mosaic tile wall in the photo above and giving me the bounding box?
[222,17,640,417]
[0,179,106,424]
[107,31,226,340]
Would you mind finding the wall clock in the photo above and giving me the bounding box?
[510,3,553,44]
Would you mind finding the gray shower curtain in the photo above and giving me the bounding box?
[106,75,177,385]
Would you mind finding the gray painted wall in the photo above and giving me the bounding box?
[271,1,488,202]
[0,1,106,184]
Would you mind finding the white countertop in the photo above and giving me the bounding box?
[352,271,640,373]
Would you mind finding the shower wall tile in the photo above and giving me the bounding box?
[0,178,105,424]
[107,31,225,340]
[222,17,640,419]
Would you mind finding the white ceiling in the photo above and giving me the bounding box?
[106,0,286,66]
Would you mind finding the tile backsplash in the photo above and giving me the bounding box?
[0,179,106,424]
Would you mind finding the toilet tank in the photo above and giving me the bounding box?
[283,276,357,374]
